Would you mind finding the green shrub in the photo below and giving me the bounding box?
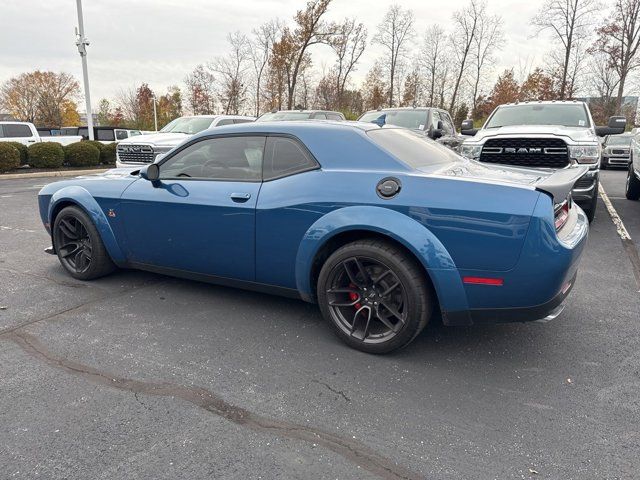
[27,142,65,168]
[64,142,101,167]
[5,141,28,165]
[100,142,117,165]
[83,140,104,152]
[0,143,20,172]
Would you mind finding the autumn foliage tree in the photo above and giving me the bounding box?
[0,71,80,127]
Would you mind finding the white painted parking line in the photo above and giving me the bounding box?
[599,183,640,291]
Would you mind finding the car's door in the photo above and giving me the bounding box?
[255,136,321,288]
[119,135,265,281]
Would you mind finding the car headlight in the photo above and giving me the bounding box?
[569,145,600,164]
[460,144,482,160]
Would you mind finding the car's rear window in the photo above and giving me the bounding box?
[367,128,456,168]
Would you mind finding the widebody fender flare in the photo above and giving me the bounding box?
[295,205,470,317]
[48,186,126,264]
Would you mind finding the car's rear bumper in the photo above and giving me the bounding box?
[442,201,588,326]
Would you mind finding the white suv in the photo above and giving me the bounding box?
[459,101,626,222]
[116,115,254,167]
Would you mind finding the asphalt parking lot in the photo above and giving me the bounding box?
[1,170,639,480]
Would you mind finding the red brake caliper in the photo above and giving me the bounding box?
[349,283,361,310]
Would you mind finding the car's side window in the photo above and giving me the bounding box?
[263,136,318,181]
[3,123,32,137]
[313,113,327,119]
[233,119,253,124]
[116,130,128,140]
[327,113,342,121]
[159,136,265,181]
[216,119,234,126]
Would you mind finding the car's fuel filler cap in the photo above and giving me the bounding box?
[376,177,401,199]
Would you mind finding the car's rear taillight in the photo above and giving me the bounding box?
[554,197,571,232]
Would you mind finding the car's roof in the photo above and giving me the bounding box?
[363,107,434,113]
[193,120,378,139]
[0,121,31,125]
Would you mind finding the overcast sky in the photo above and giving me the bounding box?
[0,0,614,107]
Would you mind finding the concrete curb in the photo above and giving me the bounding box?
[0,169,108,180]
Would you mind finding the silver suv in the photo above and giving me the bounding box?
[459,101,626,222]
[116,115,254,167]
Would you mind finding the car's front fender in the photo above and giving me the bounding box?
[295,205,470,320]
[48,186,126,264]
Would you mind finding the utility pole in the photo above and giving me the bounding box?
[75,0,94,140]
[152,95,158,131]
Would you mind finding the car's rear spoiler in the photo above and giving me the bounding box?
[535,166,589,203]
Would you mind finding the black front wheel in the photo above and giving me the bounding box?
[317,240,432,354]
[626,164,640,200]
[53,206,116,280]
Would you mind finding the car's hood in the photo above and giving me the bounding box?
[117,132,190,147]
[38,168,140,196]
[470,125,596,143]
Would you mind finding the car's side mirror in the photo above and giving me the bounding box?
[595,116,627,137]
[460,119,478,136]
[431,129,444,140]
[140,163,159,181]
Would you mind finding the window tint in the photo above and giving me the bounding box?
[3,124,32,137]
[78,127,89,139]
[97,129,115,141]
[327,113,343,121]
[116,130,129,140]
[313,113,327,119]
[216,119,234,126]
[38,130,52,136]
[233,119,253,124]
[442,113,455,134]
[160,136,265,181]
[263,136,317,180]
[358,110,428,129]
[367,128,456,168]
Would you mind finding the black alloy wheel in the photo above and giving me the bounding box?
[53,206,116,280]
[318,240,431,354]
[54,215,93,274]
[326,256,408,344]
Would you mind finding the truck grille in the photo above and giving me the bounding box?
[479,138,570,168]
[117,144,154,163]
[611,149,628,155]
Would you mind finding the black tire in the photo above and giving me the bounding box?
[626,163,640,200]
[53,205,116,280]
[317,239,432,354]
[580,179,599,223]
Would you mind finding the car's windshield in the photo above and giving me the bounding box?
[606,135,632,146]
[367,128,456,168]
[485,104,590,128]
[160,117,215,134]
[359,110,429,130]
[256,112,313,121]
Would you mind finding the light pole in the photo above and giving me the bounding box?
[151,95,158,132]
[75,0,94,140]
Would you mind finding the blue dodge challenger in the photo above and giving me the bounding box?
[38,121,588,353]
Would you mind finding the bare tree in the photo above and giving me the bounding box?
[373,4,414,107]
[329,18,367,109]
[593,0,640,112]
[249,19,282,117]
[470,11,504,111]
[420,25,447,107]
[210,32,251,114]
[449,0,484,112]
[184,64,216,115]
[534,0,599,99]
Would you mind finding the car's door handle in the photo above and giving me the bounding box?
[230,192,251,202]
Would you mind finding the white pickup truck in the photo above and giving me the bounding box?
[0,121,82,146]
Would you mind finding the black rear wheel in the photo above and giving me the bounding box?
[53,206,116,280]
[317,239,432,354]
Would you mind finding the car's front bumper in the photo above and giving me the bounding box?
[571,168,598,204]
[602,155,631,166]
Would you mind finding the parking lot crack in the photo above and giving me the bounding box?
[312,379,351,402]
[4,330,421,480]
